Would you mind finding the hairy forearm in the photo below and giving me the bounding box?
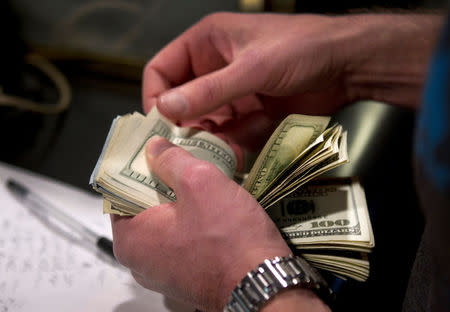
[341,13,444,109]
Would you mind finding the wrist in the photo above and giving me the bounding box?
[260,288,331,312]
[222,255,332,312]
[337,13,444,109]
[216,244,292,311]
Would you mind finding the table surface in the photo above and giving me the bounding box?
[0,161,195,312]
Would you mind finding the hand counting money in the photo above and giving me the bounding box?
[90,107,374,281]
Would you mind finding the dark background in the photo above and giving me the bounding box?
[0,0,443,311]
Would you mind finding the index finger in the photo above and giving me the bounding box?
[142,17,228,114]
[142,36,192,113]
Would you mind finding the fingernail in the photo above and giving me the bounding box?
[143,97,158,114]
[159,91,188,117]
[146,136,173,160]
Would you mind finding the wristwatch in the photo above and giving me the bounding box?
[223,255,334,312]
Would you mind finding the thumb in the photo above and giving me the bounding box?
[156,56,264,120]
[145,136,231,203]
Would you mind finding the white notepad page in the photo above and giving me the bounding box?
[0,162,194,312]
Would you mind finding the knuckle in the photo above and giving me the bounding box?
[154,146,182,170]
[142,60,157,85]
[178,161,218,192]
[199,75,222,104]
[239,49,272,89]
[142,61,152,79]
[200,12,229,25]
[244,49,268,76]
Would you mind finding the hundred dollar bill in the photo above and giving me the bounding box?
[90,107,236,214]
[243,114,330,199]
[243,113,349,209]
[260,129,348,209]
[268,178,374,250]
[267,178,374,281]
[301,252,370,281]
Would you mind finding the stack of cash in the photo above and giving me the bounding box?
[90,108,374,281]
[268,178,374,281]
[90,108,237,216]
[243,114,348,209]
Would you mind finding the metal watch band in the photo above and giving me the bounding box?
[223,255,334,312]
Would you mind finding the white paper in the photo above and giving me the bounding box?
[0,162,194,312]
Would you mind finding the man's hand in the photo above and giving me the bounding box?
[143,13,352,165]
[114,12,443,311]
[142,13,442,168]
[111,136,294,311]
[143,13,353,118]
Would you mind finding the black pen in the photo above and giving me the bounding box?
[6,179,115,261]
